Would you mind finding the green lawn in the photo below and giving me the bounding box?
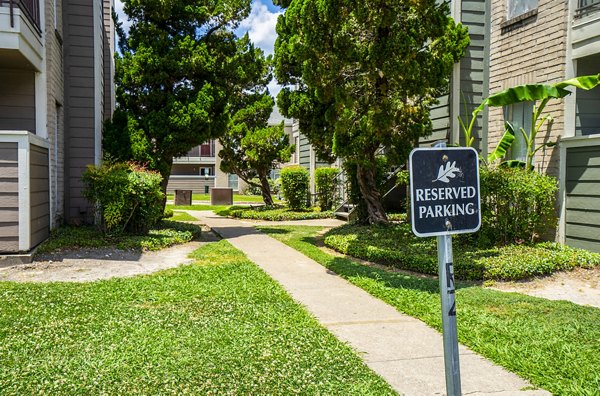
[258,225,600,395]
[170,211,198,222]
[165,204,230,212]
[0,241,394,395]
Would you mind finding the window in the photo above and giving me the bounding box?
[228,174,239,190]
[504,102,533,163]
[200,167,213,176]
[507,0,537,19]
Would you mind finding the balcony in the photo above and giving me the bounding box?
[0,0,43,71]
[576,0,600,18]
[173,141,216,164]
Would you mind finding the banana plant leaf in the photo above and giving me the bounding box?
[487,122,516,163]
[473,73,600,113]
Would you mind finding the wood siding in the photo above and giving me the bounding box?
[424,94,450,146]
[299,133,311,170]
[30,144,50,248]
[565,146,600,252]
[167,177,215,194]
[0,142,19,252]
[63,0,101,223]
[458,0,488,151]
[0,69,36,132]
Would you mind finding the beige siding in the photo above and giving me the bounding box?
[167,177,215,194]
[488,0,567,176]
[0,143,19,252]
[0,69,36,132]
[565,146,600,252]
[103,0,115,120]
[46,0,66,226]
[29,144,50,247]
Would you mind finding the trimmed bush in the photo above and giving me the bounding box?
[280,166,310,210]
[478,167,558,246]
[83,162,164,235]
[315,167,339,210]
[216,205,335,221]
[323,223,600,281]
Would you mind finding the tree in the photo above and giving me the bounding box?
[219,93,294,206]
[274,0,469,224]
[104,0,258,207]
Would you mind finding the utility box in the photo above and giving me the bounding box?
[174,190,192,206]
[211,188,233,205]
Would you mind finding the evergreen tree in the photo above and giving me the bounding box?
[274,0,469,224]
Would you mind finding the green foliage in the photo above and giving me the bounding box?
[218,60,293,206]
[0,241,394,395]
[459,74,600,168]
[106,1,263,191]
[83,162,164,235]
[216,205,334,221]
[275,0,469,223]
[35,221,201,254]
[260,225,600,395]
[321,223,599,281]
[280,166,310,210]
[478,167,558,246]
[315,167,339,211]
[243,177,280,195]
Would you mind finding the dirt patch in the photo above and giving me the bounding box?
[0,229,221,283]
[489,267,600,308]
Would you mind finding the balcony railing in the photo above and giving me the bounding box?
[576,0,600,18]
[0,0,41,34]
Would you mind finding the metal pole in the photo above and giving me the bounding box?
[437,234,461,396]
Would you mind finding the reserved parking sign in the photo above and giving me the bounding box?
[409,147,481,237]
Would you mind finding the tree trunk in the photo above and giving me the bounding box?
[356,163,388,225]
[258,173,274,206]
[158,158,173,213]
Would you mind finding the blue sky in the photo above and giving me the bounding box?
[114,0,283,96]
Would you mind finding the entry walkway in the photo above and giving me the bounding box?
[190,210,549,396]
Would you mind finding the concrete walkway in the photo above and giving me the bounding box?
[190,210,549,396]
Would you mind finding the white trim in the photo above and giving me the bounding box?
[93,0,103,165]
[169,175,216,179]
[450,0,462,145]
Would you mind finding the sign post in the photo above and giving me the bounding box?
[409,147,481,396]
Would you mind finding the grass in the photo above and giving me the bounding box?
[216,205,335,221]
[170,211,198,222]
[167,193,281,203]
[36,221,202,254]
[165,204,229,211]
[258,225,600,395]
[323,223,600,281]
[0,241,394,395]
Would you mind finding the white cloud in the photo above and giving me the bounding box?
[238,1,282,56]
[114,0,132,36]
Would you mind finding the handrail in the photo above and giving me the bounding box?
[0,0,41,34]
[576,0,600,18]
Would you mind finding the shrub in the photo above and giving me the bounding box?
[315,167,339,210]
[83,162,164,235]
[323,223,600,281]
[216,205,335,221]
[478,167,558,246]
[243,177,279,196]
[280,166,310,210]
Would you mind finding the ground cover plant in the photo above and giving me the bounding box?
[0,242,394,395]
[259,226,600,395]
[165,204,229,212]
[322,223,600,281]
[36,221,202,254]
[216,205,334,221]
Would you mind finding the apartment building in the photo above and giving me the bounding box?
[167,112,294,195]
[0,0,114,254]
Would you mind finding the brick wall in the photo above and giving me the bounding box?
[488,0,568,176]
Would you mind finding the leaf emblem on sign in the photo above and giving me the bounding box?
[433,161,459,183]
